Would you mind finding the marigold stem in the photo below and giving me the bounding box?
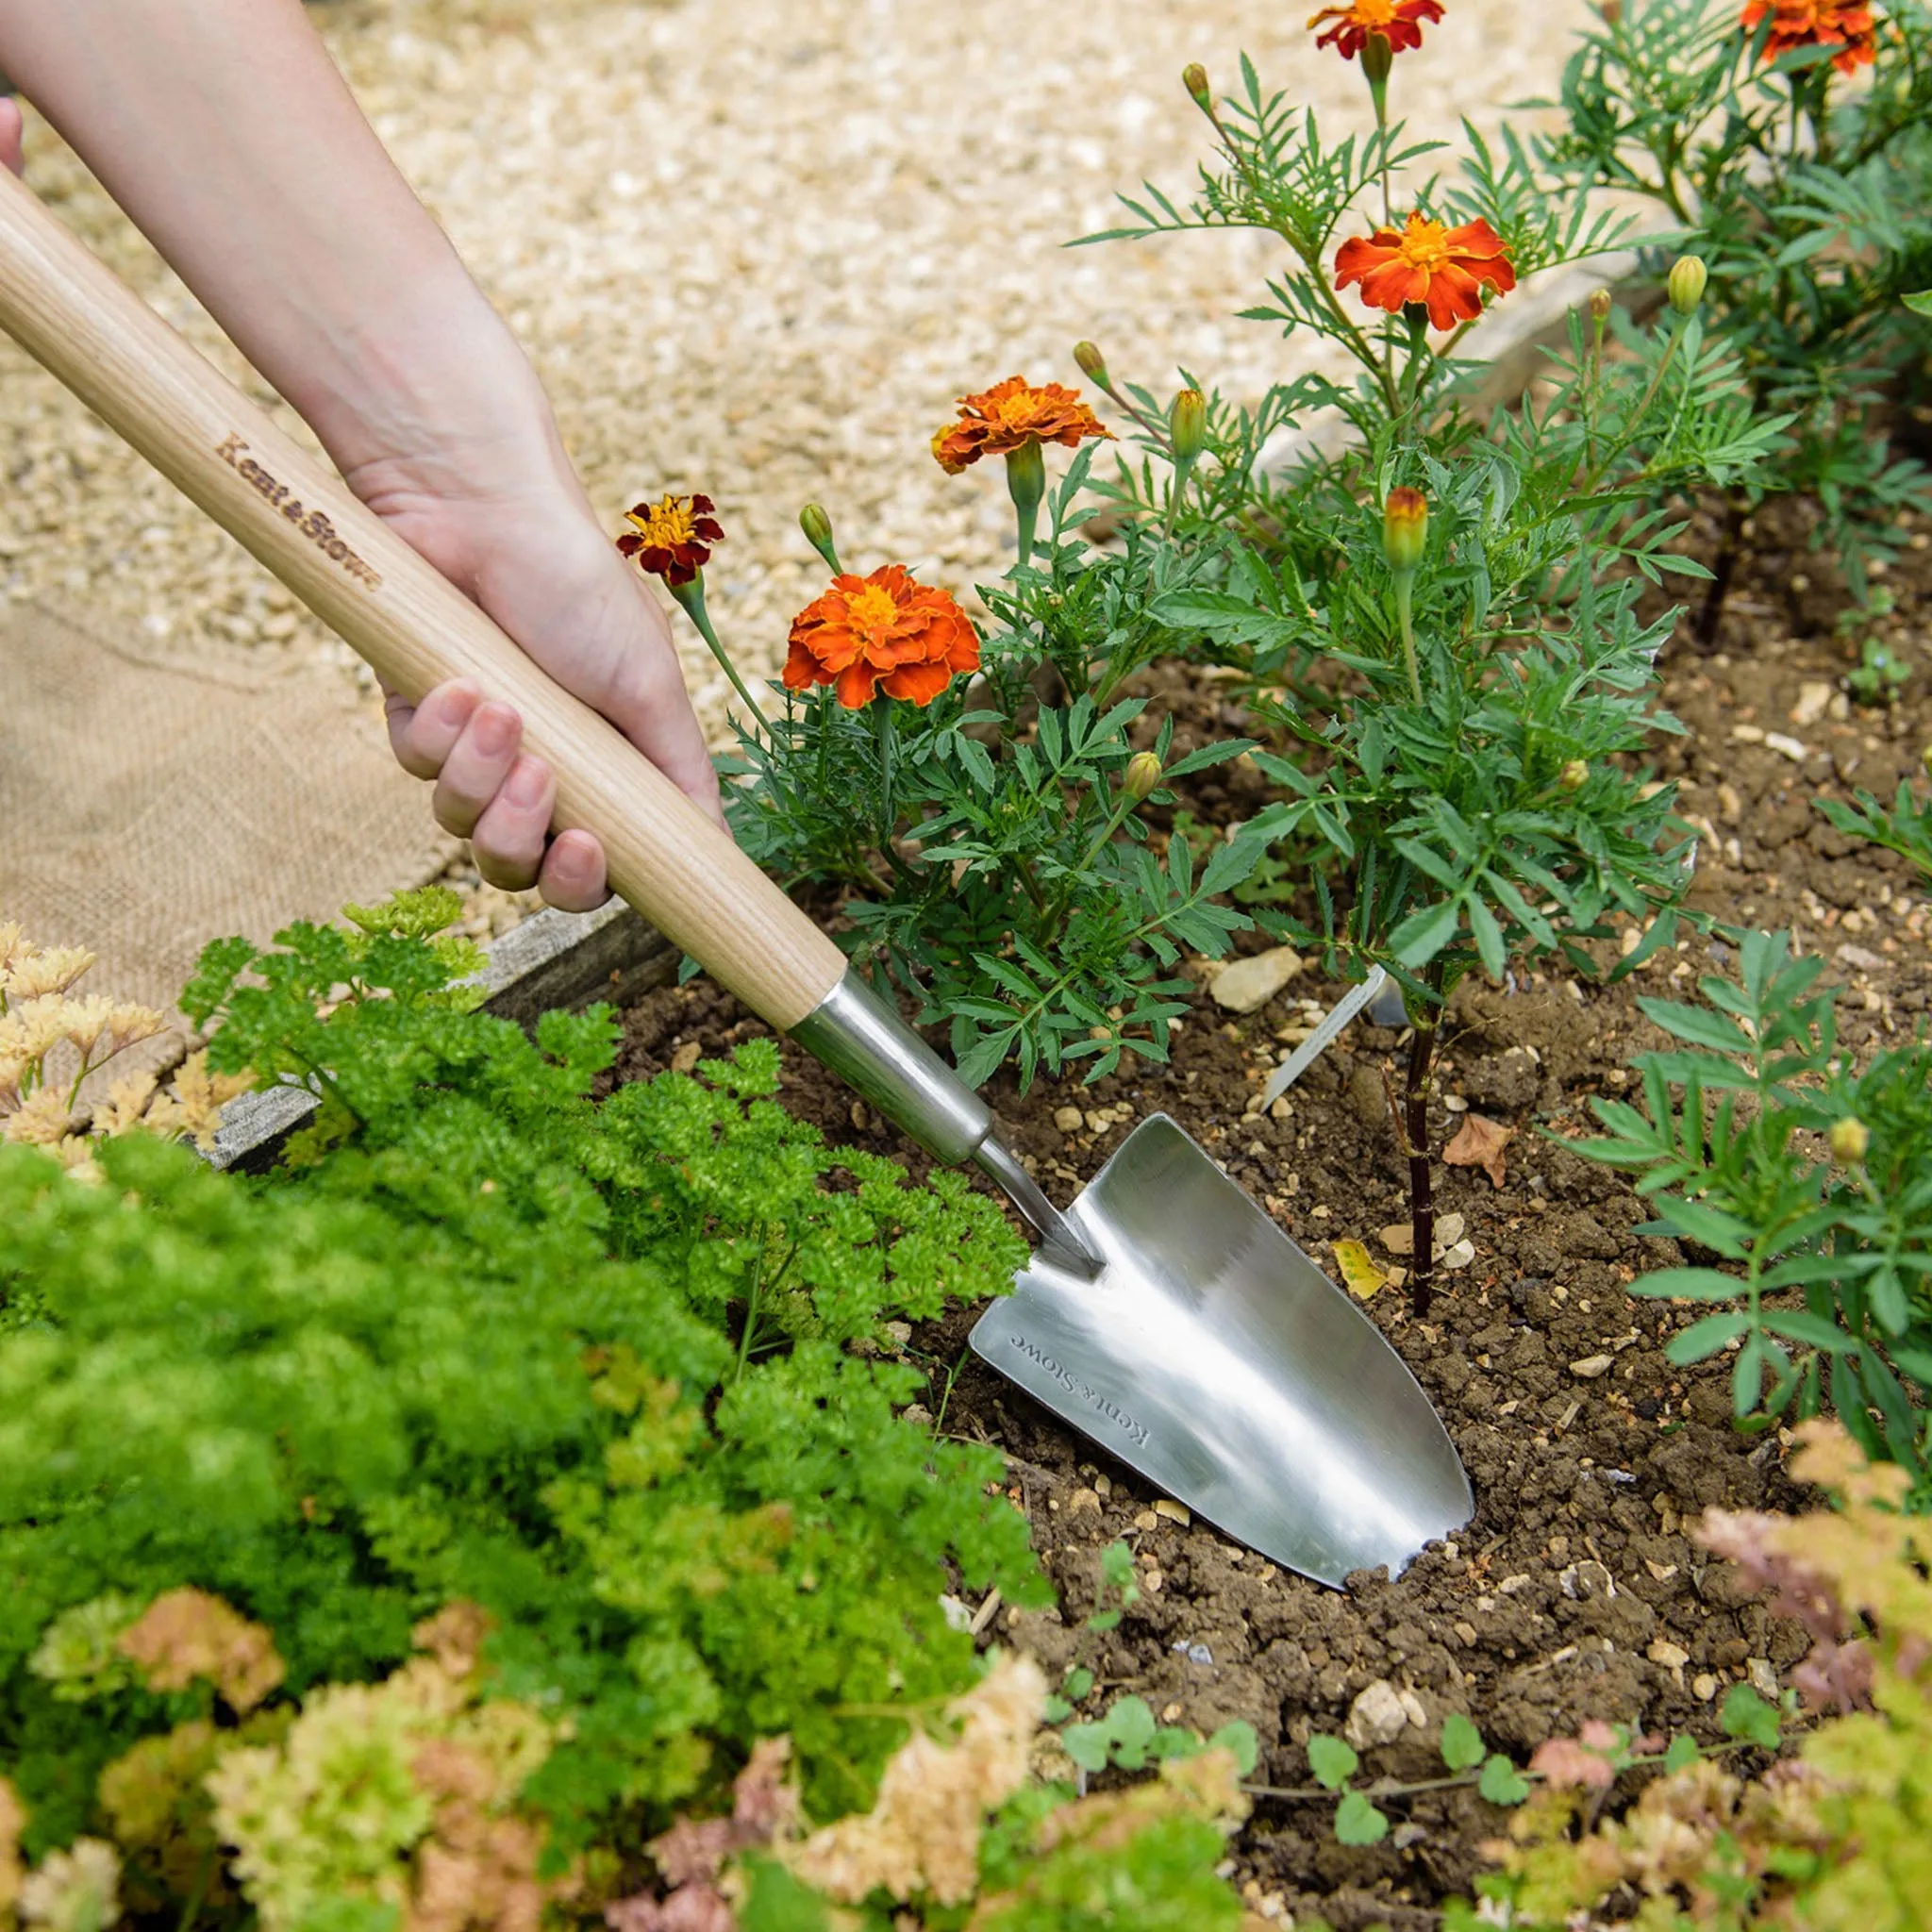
[873,691,897,840]
[1393,570,1422,704]
[669,575,768,737]
[1005,438,1047,573]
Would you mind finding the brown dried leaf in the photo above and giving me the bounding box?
[1443,1113,1513,1188]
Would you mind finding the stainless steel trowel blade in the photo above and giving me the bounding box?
[969,1114,1472,1587]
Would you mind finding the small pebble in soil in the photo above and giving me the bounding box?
[1208,946,1304,1013]
[1343,1679,1409,1750]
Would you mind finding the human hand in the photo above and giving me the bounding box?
[0,10,724,912]
[361,446,724,913]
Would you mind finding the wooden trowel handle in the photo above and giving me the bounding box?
[0,166,848,1030]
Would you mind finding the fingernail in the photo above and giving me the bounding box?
[425,693,470,743]
[474,705,518,756]
[505,758,548,809]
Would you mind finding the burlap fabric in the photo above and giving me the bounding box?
[0,596,453,1074]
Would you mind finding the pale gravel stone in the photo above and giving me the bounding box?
[1343,1678,1409,1751]
[3,0,1580,761]
[1208,944,1304,1012]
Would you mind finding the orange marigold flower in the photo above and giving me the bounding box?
[616,492,724,587]
[1334,212,1515,330]
[784,566,980,709]
[930,376,1112,475]
[1308,0,1444,59]
[1740,0,1876,73]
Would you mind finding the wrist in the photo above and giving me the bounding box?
[293,266,560,493]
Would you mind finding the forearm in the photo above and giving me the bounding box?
[0,0,538,477]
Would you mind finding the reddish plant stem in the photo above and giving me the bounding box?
[1405,961,1447,1319]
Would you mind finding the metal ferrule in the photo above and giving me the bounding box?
[789,967,993,1167]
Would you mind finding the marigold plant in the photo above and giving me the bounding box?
[1307,0,1445,61]
[1333,211,1516,328]
[782,565,980,709]
[1072,38,1790,1305]
[1532,0,1932,617]
[928,375,1112,476]
[617,491,724,587]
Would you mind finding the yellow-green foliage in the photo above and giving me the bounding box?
[1454,1422,1932,1931]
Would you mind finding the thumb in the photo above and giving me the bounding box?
[0,99,23,177]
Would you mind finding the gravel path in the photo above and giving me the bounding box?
[0,0,1574,744]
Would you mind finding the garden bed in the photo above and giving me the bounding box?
[595,504,1932,1926]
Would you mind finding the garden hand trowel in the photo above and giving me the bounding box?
[0,166,1471,1588]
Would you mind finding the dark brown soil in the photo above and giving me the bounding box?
[603,508,1932,1926]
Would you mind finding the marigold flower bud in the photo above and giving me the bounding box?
[799,502,841,575]
[1170,388,1208,465]
[1589,288,1614,325]
[1557,758,1590,791]
[1381,486,1429,575]
[1183,63,1212,111]
[1828,1116,1870,1164]
[1667,255,1708,317]
[1124,751,1163,802]
[1073,340,1110,389]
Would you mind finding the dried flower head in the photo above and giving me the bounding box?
[142,1051,254,1153]
[617,493,725,588]
[1336,213,1516,328]
[4,946,96,1002]
[783,565,980,708]
[1740,0,1877,73]
[3,1086,76,1151]
[930,377,1112,475]
[1307,0,1445,60]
